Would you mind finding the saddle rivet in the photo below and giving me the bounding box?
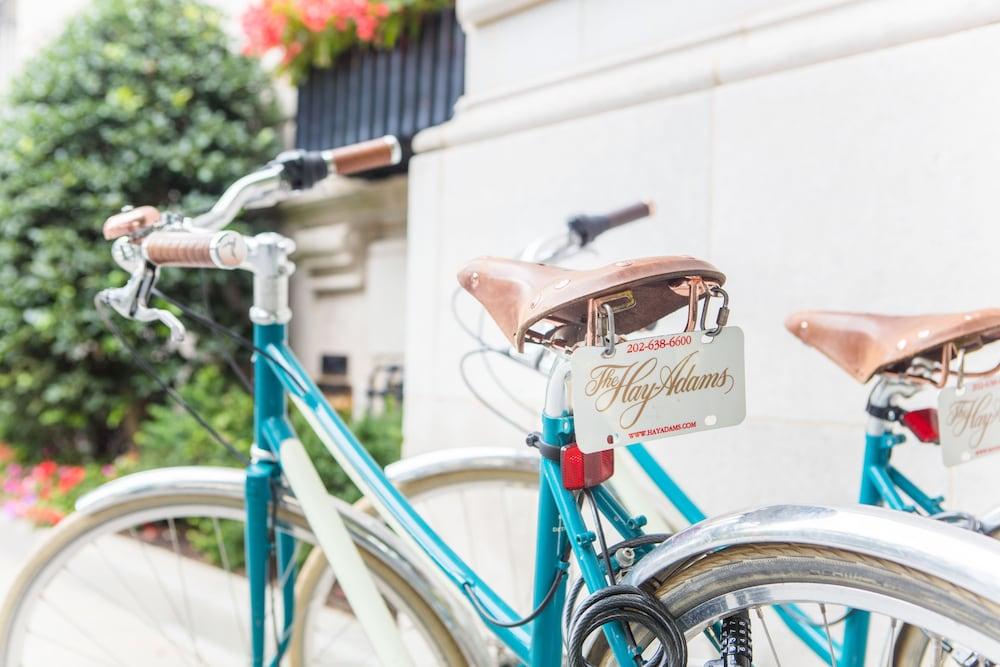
[529,294,541,309]
[470,272,479,288]
[917,329,930,339]
[800,321,809,330]
[554,279,570,289]
[896,339,907,350]
[615,260,632,267]
[965,314,974,320]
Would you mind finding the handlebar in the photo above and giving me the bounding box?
[187,135,402,232]
[567,201,654,247]
[142,231,247,269]
[97,136,402,341]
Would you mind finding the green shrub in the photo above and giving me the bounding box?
[133,364,403,568]
[0,0,281,459]
[134,365,403,503]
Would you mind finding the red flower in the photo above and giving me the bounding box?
[25,505,64,526]
[282,41,304,65]
[298,0,336,31]
[355,14,377,41]
[242,1,287,55]
[58,466,87,494]
[33,460,57,482]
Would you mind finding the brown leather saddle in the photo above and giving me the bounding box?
[458,256,726,351]
[785,310,1000,383]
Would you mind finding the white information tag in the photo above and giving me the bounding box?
[938,377,1000,467]
[571,327,747,453]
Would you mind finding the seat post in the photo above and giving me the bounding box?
[543,358,572,420]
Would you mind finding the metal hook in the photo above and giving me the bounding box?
[699,286,730,337]
[601,303,617,357]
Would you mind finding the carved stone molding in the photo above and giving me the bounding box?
[279,174,407,296]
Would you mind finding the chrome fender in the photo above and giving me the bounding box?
[384,446,540,484]
[981,504,1000,535]
[624,503,1000,606]
[76,466,491,667]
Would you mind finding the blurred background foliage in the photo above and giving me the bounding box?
[134,365,402,504]
[0,0,404,525]
[0,0,281,460]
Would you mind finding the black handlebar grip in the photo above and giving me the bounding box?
[567,201,654,246]
[272,150,330,190]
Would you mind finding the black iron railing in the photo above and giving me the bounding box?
[295,9,465,171]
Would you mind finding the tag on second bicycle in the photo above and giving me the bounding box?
[571,327,747,453]
[938,377,1000,466]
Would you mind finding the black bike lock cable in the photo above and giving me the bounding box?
[96,299,251,465]
[462,535,572,629]
[585,489,643,665]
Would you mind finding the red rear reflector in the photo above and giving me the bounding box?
[902,408,939,443]
[561,444,614,490]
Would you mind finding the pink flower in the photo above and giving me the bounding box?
[2,499,21,519]
[101,464,116,478]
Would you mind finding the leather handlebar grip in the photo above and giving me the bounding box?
[324,136,402,175]
[142,231,247,269]
[103,206,161,240]
[606,201,654,229]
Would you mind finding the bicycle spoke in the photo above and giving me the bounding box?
[167,518,207,666]
[36,592,130,667]
[881,618,897,667]
[819,604,838,667]
[25,626,115,666]
[68,547,197,667]
[211,517,249,657]
[754,607,781,667]
[311,597,362,663]
[130,527,194,653]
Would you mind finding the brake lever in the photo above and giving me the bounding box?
[96,258,187,343]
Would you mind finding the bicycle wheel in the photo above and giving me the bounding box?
[293,448,540,665]
[891,525,1000,667]
[585,543,1000,666]
[0,468,469,667]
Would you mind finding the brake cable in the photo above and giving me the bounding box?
[96,298,251,465]
[150,286,308,394]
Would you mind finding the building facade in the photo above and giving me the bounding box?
[405,0,1000,523]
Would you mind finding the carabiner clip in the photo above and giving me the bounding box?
[699,286,730,337]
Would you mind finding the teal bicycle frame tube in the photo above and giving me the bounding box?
[245,324,293,667]
[244,323,647,665]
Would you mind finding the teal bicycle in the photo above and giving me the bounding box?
[3,138,1000,667]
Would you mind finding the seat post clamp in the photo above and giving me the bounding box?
[866,403,904,423]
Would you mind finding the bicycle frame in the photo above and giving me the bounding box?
[246,321,648,666]
[247,321,948,666]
